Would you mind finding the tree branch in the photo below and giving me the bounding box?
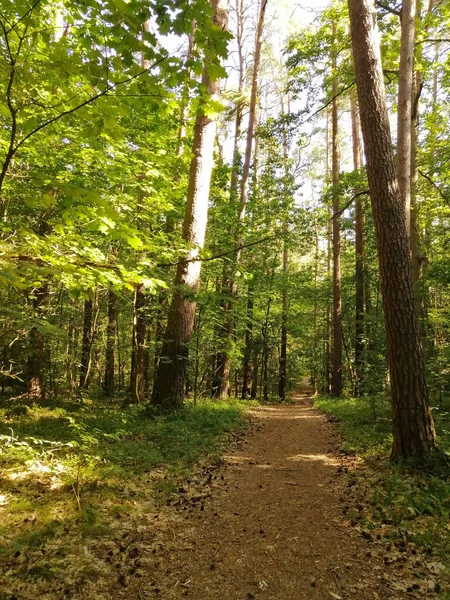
[418,169,450,204]
[157,235,278,267]
[304,80,356,123]
[6,0,42,34]
[329,190,370,221]
[13,55,168,155]
[376,1,401,17]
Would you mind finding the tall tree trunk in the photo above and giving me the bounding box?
[397,0,416,235]
[331,24,342,397]
[26,282,50,400]
[411,0,434,285]
[251,345,259,399]
[130,284,147,403]
[278,245,288,400]
[262,297,272,403]
[79,297,93,391]
[241,285,254,398]
[241,132,260,399]
[351,92,365,396]
[278,94,290,402]
[324,109,332,394]
[151,0,229,408]
[348,0,436,459]
[104,288,116,396]
[217,0,267,398]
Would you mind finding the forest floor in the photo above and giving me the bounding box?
[1,389,448,599]
[113,387,445,600]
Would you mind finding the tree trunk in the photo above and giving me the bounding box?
[278,247,288,401]
[79,297,93,391]
[241,284,254,398]
[130,284,147,403]
[104,288,116,396]
[348,0,436,459]
[216,0,267,398]
[331,23,342,397]
[351,92,365,396]
[397,0,416,235]
[26,283,50,400]
[411,0,434,285]
[250,345,259,399]
[151,0,229,408]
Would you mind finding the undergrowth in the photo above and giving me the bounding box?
[316,394,450,591]
[0,398,249,593]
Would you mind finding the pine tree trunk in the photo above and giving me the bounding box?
[104,288,116,396]
[331,24,342,397]
[151,0,229,408]
[348,0,437,459]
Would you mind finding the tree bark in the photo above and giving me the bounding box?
[331,23,343,397]
[351,92,365,396]
[26,283,49,400]
[130,284,147,403]
[397,0,416,235]
[79,297,93,391]
[348,0,436,459]
[104,288,116,396]
[151,0,229,408]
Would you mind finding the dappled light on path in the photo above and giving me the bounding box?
[140,395,395,599]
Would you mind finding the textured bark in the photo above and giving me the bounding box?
[397,0,416,235]
[331,24,342,397]
[104,289,116,396]
[351,93,365,395]
[151,0,229,408]
[79,298,93,391]
[348,0,436,459]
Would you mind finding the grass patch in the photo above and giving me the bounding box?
[0,397,250,596]
[315,394,450,590]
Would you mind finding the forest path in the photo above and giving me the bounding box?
[131,388,394,599]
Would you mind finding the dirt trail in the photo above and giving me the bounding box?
[129,392,394,599]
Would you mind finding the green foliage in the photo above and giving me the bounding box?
[0,398,248,591]
[316,396,450,570]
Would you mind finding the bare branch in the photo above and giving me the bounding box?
[329,190,370,221]
[418,169,450,204]
[376,1,401,17]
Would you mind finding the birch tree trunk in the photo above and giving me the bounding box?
[151,0,229,408]
[348,0,437,459]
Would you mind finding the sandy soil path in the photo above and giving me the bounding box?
[130,393,395,600]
